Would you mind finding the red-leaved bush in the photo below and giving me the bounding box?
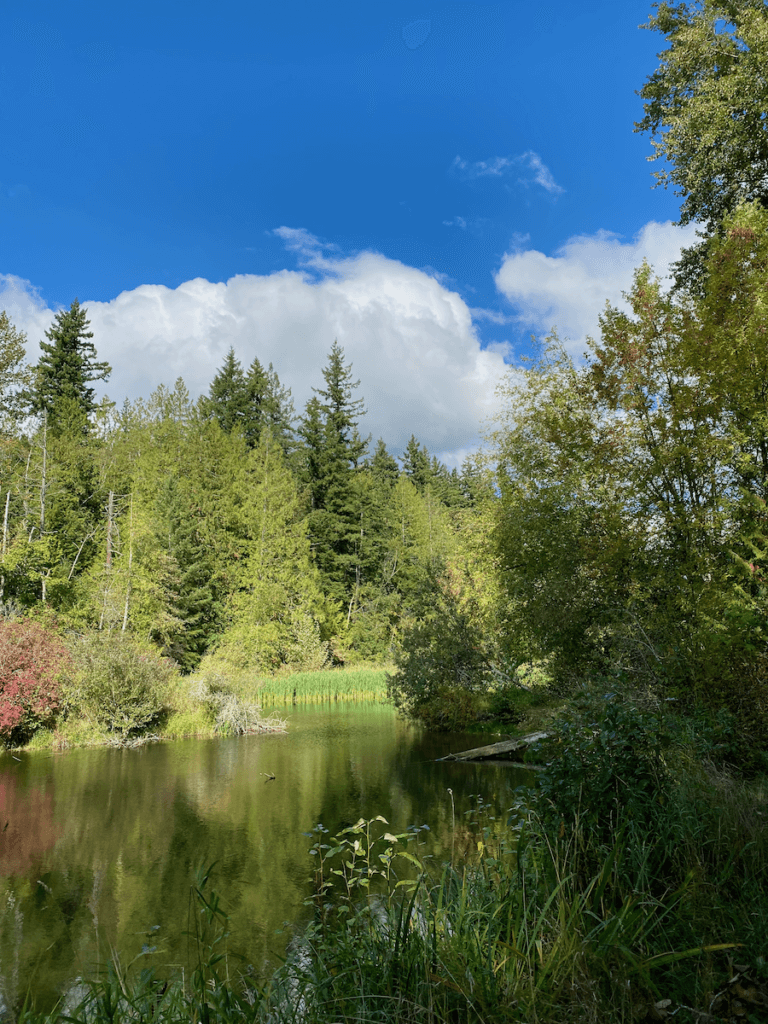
[0,620,69,745]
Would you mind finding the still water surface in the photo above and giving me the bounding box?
[0,702,532,1010]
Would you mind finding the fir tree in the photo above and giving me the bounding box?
[400,435,431,490]
[314,341,367,460]
[205,349,295,452]
[157,476,222,672]
[205,348,249,434]
[299,342,370,607]
[31,300,111,431]
[244,357,295,452]
[369,438,399,489]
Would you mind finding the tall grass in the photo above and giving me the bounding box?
[251,667,389,705]
[18,762,768,1024]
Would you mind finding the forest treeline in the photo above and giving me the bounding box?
[3,190,768,746]
[0,306,484,682]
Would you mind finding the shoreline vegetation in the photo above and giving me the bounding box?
[11,664,393,756]
[13,691,768,1024]
[4,5,768,1018]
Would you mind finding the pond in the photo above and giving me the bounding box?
[0,702,534,1012]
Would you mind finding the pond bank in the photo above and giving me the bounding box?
[0,702,532,1012]
[10,666,390,755]
[14,763,768,1024]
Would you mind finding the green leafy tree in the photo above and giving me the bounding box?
[491,342,634,681]
[637,0,768,287]
[0,311,33,425]
[212,428,323,671]
[491,206,768,728]
[387,502,502,728]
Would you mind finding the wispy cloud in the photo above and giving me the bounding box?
[441,215,492,235]
[470,306,514,325]
[451,152,564,195]
[271,226,341,272]
[519,152,563,194]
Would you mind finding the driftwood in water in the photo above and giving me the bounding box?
[436,731,549,763]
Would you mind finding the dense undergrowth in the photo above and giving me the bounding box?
[13,688,768,1024]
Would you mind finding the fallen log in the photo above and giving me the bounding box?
[436,730,549,762]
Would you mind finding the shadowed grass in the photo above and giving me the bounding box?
[15,761,768,1024]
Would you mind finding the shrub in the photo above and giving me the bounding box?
[65,635,177,737]
[406,684,482,731]
[388,569,493,729]
[0,619,69,745]
[535,685,671,838]
[287,613,330,672]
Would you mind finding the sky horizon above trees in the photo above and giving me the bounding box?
[2,0,699,463]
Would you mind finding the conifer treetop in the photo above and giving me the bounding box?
[313,340,367,448]
[32,299,111,424]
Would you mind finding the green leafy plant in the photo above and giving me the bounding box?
[64,634,177,738]
[387,565,493,730]
[535,686,671,838]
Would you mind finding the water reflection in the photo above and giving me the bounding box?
[0,704,533,1011]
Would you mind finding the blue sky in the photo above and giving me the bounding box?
[0,0,694,462]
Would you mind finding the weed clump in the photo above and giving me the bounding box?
[187,674,279,735]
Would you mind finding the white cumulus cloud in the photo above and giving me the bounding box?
[1,237,511,464]
[494,220,701,357]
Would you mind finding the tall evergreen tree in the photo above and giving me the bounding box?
[156,475,223,672]
[299,342,370,607]
[400,435,431,490]
[31,300,111,431]
[204,349,295,452]
[21,302,111,603]
[369,438,399,489]
[205,348,249,434]
[244,357,296,452]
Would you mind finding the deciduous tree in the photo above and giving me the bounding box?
[637,0,768,287]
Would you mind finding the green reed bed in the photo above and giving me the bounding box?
[254,667,389,705]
